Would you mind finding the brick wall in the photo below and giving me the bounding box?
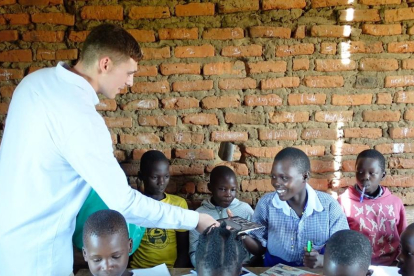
[2,0,414,208]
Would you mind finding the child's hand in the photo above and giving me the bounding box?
[303,248,324,268]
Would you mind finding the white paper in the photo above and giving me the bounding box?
[185,267,256,276]
[370,265,399,276]
[131,263,171,276]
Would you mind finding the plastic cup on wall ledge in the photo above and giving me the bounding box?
[218,141,236,162]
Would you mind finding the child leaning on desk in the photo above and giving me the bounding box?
[242,147,349,268]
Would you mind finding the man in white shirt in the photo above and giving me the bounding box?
[0,24,216,276]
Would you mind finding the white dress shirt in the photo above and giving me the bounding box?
[0,62,198,276]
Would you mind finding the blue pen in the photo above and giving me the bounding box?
[360,186,366,203]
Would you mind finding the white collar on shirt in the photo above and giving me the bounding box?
[271,183,324,217]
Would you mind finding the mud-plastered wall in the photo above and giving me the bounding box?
[2,0,414,207]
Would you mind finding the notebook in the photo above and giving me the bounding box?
[259,264,321,276]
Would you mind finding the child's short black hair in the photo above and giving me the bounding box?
[356,149,386,171]
[274,147,310,174]
[140,150,169,175]
[210,166,236,186]
[196,222,247,276]
[325,230,372,270]
[83,209,129,246]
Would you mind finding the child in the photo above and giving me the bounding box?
[397,223,414,276]
[189,165,254,267]
[338,149,407,266]
[243,147,349,268]
[196,222,247,276]
[130,150,191,268]
[323,230,373,276]
[82,209,133,276]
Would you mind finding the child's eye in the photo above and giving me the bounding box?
[93,258,101,262]
[113,255,121,259]
[271,175,277,179]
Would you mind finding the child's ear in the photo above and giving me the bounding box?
[82,247,88,262]
[382,170,386,180]
[303,171,310,181]
[128,238,133,253]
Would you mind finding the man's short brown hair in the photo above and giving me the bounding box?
[80,24,142,66]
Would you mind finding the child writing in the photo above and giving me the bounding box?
[82,209,135,276]
[242,147,349,268]
[338,149,407,266]
[130,150,191,268]
[324,230,373,276]
[397,222,414,276]
[189,165,254,267]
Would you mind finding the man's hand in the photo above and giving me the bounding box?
[303,248,324,268]
[196,213,219,233]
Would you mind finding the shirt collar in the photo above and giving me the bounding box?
[271,183,324,216]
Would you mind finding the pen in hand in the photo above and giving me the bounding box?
[307,240,312,253]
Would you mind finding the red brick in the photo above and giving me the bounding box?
[315,59,356,72]
[311,160,337,173]
[121,99,158,110]
[96,99,117,111]
[242,179,273,192]
[294,25,306,39]
[0,0,15,5]
[175,3,215,16]
[331,143,369,156]
[1,13,30,25]
[338,9,380,22]
[31,13,74,25]
[362,24,401,36]
[385,8,414,22]
[263,0,306,10]
[128,30,156,43]
[202,96,241,109]
[22,30,64,42]
[382,175,414,188]
[248,61,287,74]
[259,129,297,141]
[249,26,291,38]
[320,42,337,55]
[56,49,78,60]
[342,160,356,172]
[288,93,327,105]
[0,103,9,115]
[110,133,117,144]
[159,28,198,40]
[315,111,353,123]
[344,128,382,139]
[120,133,160,144]
[0,69,24,80]
[395,91,414,103]
[162,97,199,110]
[182,113,218,125]
[211,131,248,142]
[363,110,400,122]
[207,162,248,176]
[175,45,214,58]
[160,63,200,75]
[135,65,158,77]
[311,25,351,38]
[402,59,414,70]
[36,49,55,60]
[293,59,309,71]
[388,41,414,53]
[0,49,32,62]
[269,111,309,123]
[360,0,400,4]
[0,86,15,98]
[129,6,170,19]
[172,80,213,92]
[340,41,383,54]
[244,146,282,158]
[203,61,245,76]
[68,31,89,42]
[276,43,314,57]
[311,0,352,8]
[113,150,126,162]
[18,0,62,4]
[219,78,256,90]
[0,30,18,42]
[170,164,204,176]
[203,28,244,40]
[132,149,172,160]
[295,145,325,156]
[385,76,414,87]
[81,6,123,21]
[218,0,259,13]
[131,81,170,93]
[359,58,398,71]
[389,157,414,169]
[176,149,214,160]
[141,47,170,60]
[301,129,342,140]
[244,94,282,106]
[120,164,139,176]
[222,45,262,57]
[225,113,265,124]
[405,109,414,121]
[104,117,133,128]
[304,76,344,88]
[261,77,300,90]
[331,177,354,189]
[375,143,414,154]
[254,162,272,174]
[377,93,393,105]
[164,132,204,144]
[331,94,372,106]
[389,128,414,139]
[27,66,43,74]
[139,115,176,127]
[409,26,414,35]
[309,178,329,191]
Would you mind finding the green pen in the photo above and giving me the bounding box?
[307,241,313,252]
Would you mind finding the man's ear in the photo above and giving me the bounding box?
[303,171,310,181]
[98,56,111,73]
[82,247,88,262]
[128,238,133,253]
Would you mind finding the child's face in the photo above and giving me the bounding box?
[397,229,414,276]
[324,262,371,276]
[355,158,385,195]
[209,175,237,208]
[141,160,170,196]
[83,233,131,276]
[271,159,307,201]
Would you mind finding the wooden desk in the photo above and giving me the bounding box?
[76,267,323,276]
